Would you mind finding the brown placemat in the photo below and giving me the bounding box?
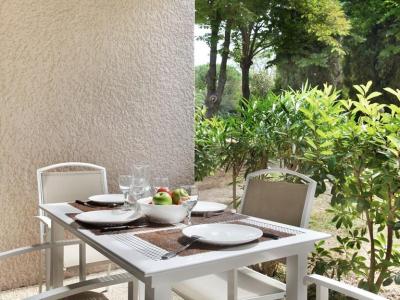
[66,212,174,235]
[67,202,246,235]
[69,202,118,212]
[66,202,296,257]
[136,219,295,257]
[191,211,247,225]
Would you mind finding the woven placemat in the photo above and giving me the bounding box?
[69,202,118,212]
[66,212,175,235]
[66,202,296,258]
[135,220,294,257]
[67,202,246,235]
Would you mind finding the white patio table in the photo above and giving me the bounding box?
[40,202,330,300]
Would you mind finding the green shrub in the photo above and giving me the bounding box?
[194,82,400,293]
[194,107,225,181]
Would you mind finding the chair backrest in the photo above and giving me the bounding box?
[239,168,316,228]
[37,162,108,206]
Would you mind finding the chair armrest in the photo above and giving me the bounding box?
[0,240,82,261]
[304,274,387,300]
[34,215,52,229]
[25,272,134,300]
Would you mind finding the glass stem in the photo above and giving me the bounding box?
[187,211,192,225]
[123,192,129,208]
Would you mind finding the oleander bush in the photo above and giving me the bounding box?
[194,82,400,293]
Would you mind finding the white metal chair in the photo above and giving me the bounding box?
[173,168,316,300]
[36,162,110,290]
[0,243,134,300]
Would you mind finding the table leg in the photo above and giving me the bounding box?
[50,221,64,288]
[45,232,51,290]
[79,242,86,281]
[128,278,143,300]
[145,282,171,300]
[286,253,308,300]
[227,269,238,300]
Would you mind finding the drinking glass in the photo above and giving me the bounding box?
[152,177,170,194]
[128,176,146,211]
[182,185,198,225]
[119,175,132,208]
[132,164,151,195]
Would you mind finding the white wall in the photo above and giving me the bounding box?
[0,0,194,289]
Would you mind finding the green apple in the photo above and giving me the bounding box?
[152,192,172,205]
[171,188,189,205]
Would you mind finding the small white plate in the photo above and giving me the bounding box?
[88,194,125,204]
[75,210,141,225]
[182,224,262,246]
[192,201,227,213]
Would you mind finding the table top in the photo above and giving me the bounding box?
[40,202,330,284]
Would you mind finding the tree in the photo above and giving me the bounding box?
[195,64,241,112]
[272,0,349,90]
[231,0,273,101]
[196,1,243,117]
[342,0,400,105]
[196,0,349,112]
[232,0,349,101]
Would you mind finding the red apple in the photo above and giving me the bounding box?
[157,187,172,196]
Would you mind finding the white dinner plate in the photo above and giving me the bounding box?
[88,194,125,204]
[192,201,227,213]
[75,210,141,225]
[182,224,262,246]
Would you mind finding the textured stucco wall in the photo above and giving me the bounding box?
[0,0,194,289]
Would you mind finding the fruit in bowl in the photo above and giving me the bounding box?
[156,187,172,196]
[153,192,172,205]
[138,197,188,224]
[171,188,190,205]
[137,188,192,224]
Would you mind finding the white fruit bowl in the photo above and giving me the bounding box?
[137,197,188,224]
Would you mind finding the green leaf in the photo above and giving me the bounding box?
[305,137,318,150]
[384,87,400,98]
[388,135,400,149]
[366,91,382,100]
[383,277,393,286]
[304,119,316,130]
[354,84,364,96]
[394,222,400,231]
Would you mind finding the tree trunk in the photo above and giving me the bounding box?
[205,20,232,118]
[240,25,253,104]
[241,59,252,101]
[232,168,237,208]
[204,19,220,117]
[215,20,232,108]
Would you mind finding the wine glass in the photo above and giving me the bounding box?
[119,175,132,208]
[182,185,198,225]
[152,177,169,194]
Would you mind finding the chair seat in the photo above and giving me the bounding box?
[61,291,108,300]
[173,267,286,300]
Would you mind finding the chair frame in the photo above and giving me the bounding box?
[0,243,135,300]
[36,162,108,290]
[239,167,317,228]
[304,274,387,300]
